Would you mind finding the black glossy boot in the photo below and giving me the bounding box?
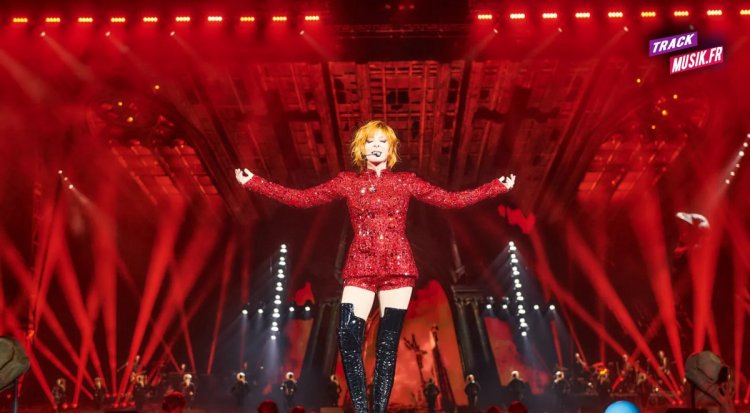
[338,303,369,413]
[372,307,407,413]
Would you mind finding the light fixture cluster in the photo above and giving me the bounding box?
[725,134,749,185]
[244,243,314,341]
[58,170,75,190]
[483,241,558,338]
[484,242,529,336]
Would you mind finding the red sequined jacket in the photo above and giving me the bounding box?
[243,169,508,279]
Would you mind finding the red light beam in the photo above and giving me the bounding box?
[117,201,186,398]
[207,236,237,374]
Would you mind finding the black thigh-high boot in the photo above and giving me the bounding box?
[372,307,407,413]
[338,303,369,413]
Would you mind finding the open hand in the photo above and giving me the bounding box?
[235,168,254,185]
[499,174,516,190]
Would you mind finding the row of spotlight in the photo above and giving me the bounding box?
[724,134,749,185]
[508,241,529,338]
[8,7,750,25]
[269,243,287,340]
[490,301,556,312]
[6,14,321,25]
[251,302,313,316]
[475,8,750,21]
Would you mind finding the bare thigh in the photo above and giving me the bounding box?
[377,287,413,317]
[341,286,376,320]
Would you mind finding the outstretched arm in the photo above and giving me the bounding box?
[409,173,514,209]
[236,168,344,208]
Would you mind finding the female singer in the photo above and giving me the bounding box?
[236,120,515,413]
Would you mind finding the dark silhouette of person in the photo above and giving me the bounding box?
[423,378,440,413]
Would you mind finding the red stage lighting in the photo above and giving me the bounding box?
[575,12,591,19]
[272,15,288,22]
[509,13,526,20]
[175,16,191,22]
[143,16,158,23]
[542,12,558,19]
[641,11,657,18]
[476,13,493,20]
[207,16,223,22]
[608,11,624,18]
[706,9,723,16]
[240,16,256,22]
[78,17,94,23]
[110,17,126,23]
[304,15,321,21]
[12,17,29,24]
[673,10,690,17]
[45,17,61,23]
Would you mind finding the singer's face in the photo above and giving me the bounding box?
[365,129,389,165]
